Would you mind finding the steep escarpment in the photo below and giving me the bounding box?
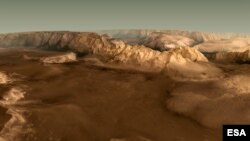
[215,50,250,63]
[0,32,222,81]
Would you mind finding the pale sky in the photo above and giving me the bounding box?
[0,0,249,33]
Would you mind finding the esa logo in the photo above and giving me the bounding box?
[227,129,246,136]
[223,125,250,141]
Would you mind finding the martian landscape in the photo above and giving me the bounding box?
[0,30,250,141]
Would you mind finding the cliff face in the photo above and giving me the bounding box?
[0,32,94,51]
[215,50,250,63]
[0,31,222,81]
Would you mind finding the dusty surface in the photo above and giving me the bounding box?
[1,31,250,141]
[0,47,221,141]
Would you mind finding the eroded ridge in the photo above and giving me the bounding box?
[0,32,223,81]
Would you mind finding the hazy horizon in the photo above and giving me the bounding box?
[0,0,249,33]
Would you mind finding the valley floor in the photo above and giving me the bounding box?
[0,47,241,141]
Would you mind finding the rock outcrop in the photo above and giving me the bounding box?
[40,52,77,64]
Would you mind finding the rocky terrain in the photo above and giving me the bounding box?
[0,31,223,81]
[0,30,250,141]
